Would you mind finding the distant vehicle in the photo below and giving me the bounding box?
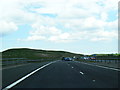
[62,57,72,61]
[90,57,96,60]
[83,57,89,60]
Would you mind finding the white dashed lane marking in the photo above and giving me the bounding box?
[79,71,84,75]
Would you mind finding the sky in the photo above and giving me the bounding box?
[0,0,119,55]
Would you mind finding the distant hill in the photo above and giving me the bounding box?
[2,48,84,60]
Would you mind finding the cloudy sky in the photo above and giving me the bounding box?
[0,0,118,54]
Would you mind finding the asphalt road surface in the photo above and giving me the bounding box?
[2,60,119,89]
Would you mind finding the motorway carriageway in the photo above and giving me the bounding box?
[2,60,119,89]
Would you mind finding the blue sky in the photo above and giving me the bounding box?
[0,0,118,54]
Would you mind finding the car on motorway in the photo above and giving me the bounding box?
[90,57,96,60]
[62,57,72,61]
[83,57,89,60]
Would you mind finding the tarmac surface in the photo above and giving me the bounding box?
[2,60,119,89]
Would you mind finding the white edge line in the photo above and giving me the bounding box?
[2,61,57,90]
[75,61,120,71]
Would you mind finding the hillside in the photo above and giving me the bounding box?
[2,48,84,60]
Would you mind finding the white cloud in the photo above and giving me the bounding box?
[0,0,118,43]
[30,24,62,35]
[101,12,108,21]
[48,32,72,43]
[90,37,109,41]
[26,35,46,41]
[0,21,18,36]
[90,30,118,41]
[106,20,118,30]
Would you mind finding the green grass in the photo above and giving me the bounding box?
[2,48,119,62]
[2,48,83,61]
[2,48,120,67]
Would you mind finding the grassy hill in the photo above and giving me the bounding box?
[1,48,119,67]
[2,48,119,61]
[2,48,84,60]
